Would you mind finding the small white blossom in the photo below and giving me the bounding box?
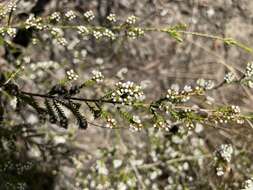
[93,31,103,39]
[53,136,66,145]
[111,81,145,104]
[224,72,236,83]
[66,69,79,81]
[197,78,215,90]
[65,10,76,20]
[25,14,43,30]
[77,26,89,35]
[126,15,137,25]
[84,10,95,21]
[50,27,64,37]
[216,167,224,176]
[245,62,253,77]
[95,58,104,65]
[105,117,116,128]
[103,29,116,40]
[50,12,61,22]
[118,182,127,190]
[113,160,122,168]
[127,28,144,39]
[132,115,141,124]
[107,13,117,22]
[96,160,108,175]
[6,28,17,38]
[241,178,253,190]
[91,70,104,82]
[217,144,233,162]
[9,97,17,109]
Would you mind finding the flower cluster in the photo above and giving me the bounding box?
[49,12,61,22]
[29,61,59,71]
[95,160,108,175]
[91,70,104,82]
[25,15,43,30]
[241,178,253,190]
[127,28,144,39]
[50,27,67,46]
[130,115,143,131]
[216,144,233,162]
[105,117,117,128]
[153,119,172,131]
[126,15,137,25]
[92,31,103,39]
[224,72,236,83]
[196,78,215,90]
[0,27,17,38]
[216,166,225,176]
[244,62,253,88]
[245,62,253,77]
[103,29,116,40]
[214,144,234,177]
[66,69,79,81]
[166,84,196,103]
[65,10,76,21]
[212,105,244,124]
[0,0,17,18]
[7,0,17,12]
[77,26,89,35]
[107,13,117,22]
[111,81,145,105]
[84,10,95,21]
[50,27,64,37]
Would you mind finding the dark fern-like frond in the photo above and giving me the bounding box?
[44,99,57,124]
[57,100,87,129]
[53,100,68,129]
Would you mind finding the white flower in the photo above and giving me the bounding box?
[113,159,122,168]
[245,62,253,77]
[197,78,215,90]
[6,28,17,37]
[107,13,117,22]
[77,26,89,35]
[84,10,95,21]
[28,146,41,158]
[217,144,233,162]
[150,171,159,180]
[103,29,116,40]
[65,10,76,20]
[112,81,145,104]
[183,85,192,92]
[25,14,43,30]
[50,12,61,22]
[91,70,104,82]
[241,178,253,190]
[132,115,141,124]
[248,80,253,88]
[66,69,79,81]
[126,15,137,25]
[118,182,127,190]
[216,167,224,176]
[53,136,66,145]
[224,72,235,83]
[96,160,108,175]
[10,97,17,109]
[195,123,203,133]
[93,31,103,39]
[95,58,104,65]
